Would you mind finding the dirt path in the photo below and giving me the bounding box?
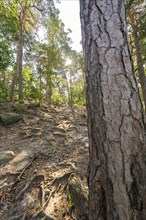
[0,104,89,220]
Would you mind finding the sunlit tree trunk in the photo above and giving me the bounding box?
[17,26,23,103]
[80,0,146,219]
[69,69,73,107]
[9,5,25,103]
[64,72,72,107]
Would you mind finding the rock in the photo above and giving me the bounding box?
[0,173,20,191]
[0,151,15,166]
[26,103,39,109]
[0,113,22,125]
[6,150,32,172]
[13,103,27,113]
[20,193,35,211]
[0,151,33,190]
[67,176,88,219]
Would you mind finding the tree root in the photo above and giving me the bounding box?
[16,174,44,201]
[32,209,55,220]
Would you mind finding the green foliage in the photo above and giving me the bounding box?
[26,86,43,102]
[0,0,85,106]
[72,80,86,106]
[51,89,64,105]
[0,1,18,71]
[0,80,8,101]
[0,43,13,71]
[68,192,74,207]
[22,67,43,102]
[127,0,146,105]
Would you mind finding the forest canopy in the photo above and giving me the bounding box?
[0,0,85,106]
[0,0,145,109]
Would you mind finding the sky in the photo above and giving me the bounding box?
[56,0,82,52]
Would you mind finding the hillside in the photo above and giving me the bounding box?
[0,103,89,220]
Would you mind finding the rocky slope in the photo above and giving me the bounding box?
[0,103,89,220]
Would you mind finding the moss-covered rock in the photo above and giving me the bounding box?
[0,112,23,125]
[0,151,15,165]
[13,103,27,113]
[67,176,88,220]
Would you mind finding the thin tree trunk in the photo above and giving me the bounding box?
[17,5,26,103]
[39,71,42,91]
[10,30,23,103]
[4,72,8,100]
[9,73,17,102]
[128,12,146,111]
[17,28,23,103]
[9,36,20,102]
[3,72,8,100]
[48,79,52,106]
[69,69,73,107]
[46,73,52,106]
[9,19,24,103]
[80,0,146,219]
[64,72,72,107]
[46,74,49,104]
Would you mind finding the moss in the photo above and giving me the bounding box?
[67,176,88,219]
[13,102,26,113]
[0,112,23,125]
[68,191,74,206]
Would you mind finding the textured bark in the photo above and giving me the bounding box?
[80,0,146,219]
[10,29,23,103]
[17,6,26,103]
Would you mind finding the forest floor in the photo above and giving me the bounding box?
[0,103,89,220]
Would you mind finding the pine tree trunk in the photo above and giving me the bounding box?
[80,0,146,219]
[9,32,23,103]
[17,28,23,103]
[17,6,26,103]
